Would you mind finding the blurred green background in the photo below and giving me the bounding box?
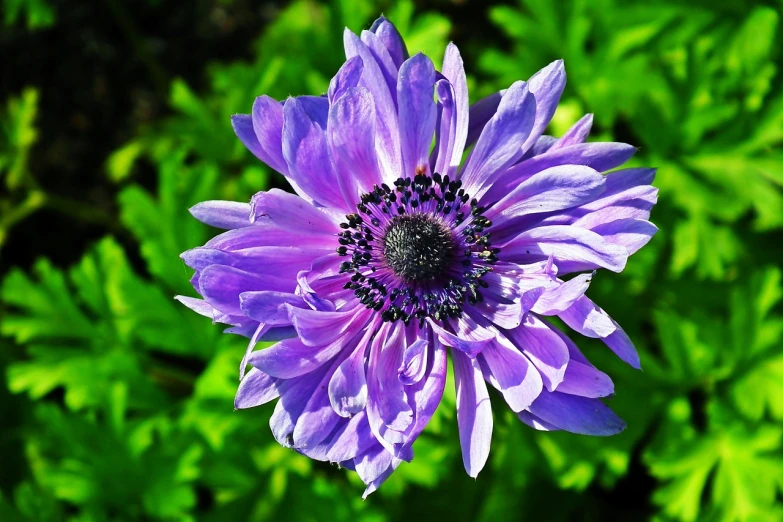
[1,0,782,520]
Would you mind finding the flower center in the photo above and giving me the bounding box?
[382,214,454,282]
[335,173,498,325]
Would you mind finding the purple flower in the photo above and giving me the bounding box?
[178,16,658,496]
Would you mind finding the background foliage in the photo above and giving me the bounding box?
[1,0,782,520]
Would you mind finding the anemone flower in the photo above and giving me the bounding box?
[177,16,658,496]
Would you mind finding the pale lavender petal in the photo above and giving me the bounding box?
[235,368,280,409]
[282,97,350,212]
[247,336,342,379]
[370,16,408,68]
[328,87,384,200]
[432,79,457,176]
[517,410,561,431]
[249,96,289,175]
[482,142,637,204]
[288,305,370,348]
[250,188,339,235]
[292,352,349,448]
[532,273,593,316]
[328,55,364,104]
[428,317,494,357]
[328,327,374,417]
[466,91,502,147]
[198,265,292,315]
[523,60,566,150]
[441,43,469,175]
[604,325,641,369]
[397,338,448,457]
[204,218,334,251]
[501,225,629,274]
[453,350,493,477]
[479,338,543,412]
[559,295,617,338]
[506,314,569,392]
[557,359,614,398]
[361,30,399,104]
[239,291,305,325]
[189,201,251,230]
[398,339,428,385]
[344,29,400,181]
[397,53,437,177]
[487,165,606,221]
[552,113,593,149]
[461,81,536,196]
[590,218,658,255]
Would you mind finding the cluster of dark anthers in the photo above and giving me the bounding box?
[335,172,499,325]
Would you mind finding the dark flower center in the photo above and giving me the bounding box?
[382,214,455,282]
[335,173,498,325]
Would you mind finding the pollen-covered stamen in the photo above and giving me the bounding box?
[336,172,499,324]
[383,214,454,282]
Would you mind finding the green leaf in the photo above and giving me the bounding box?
[0,88,39,190]
[647,404,783,522]
[1,237,218,410]
[3,0,55,29]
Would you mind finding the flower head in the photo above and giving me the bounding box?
[178,16,658,496]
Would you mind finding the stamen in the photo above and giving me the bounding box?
[336,173,497,324]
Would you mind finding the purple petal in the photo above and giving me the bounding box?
[428,316,494,357]
[604,325,641,369]
[466,91,502,147]
[189,201,251,230]
[527,391,625,436]
[441,43,470,176]
[397,53,437,177]
[247,336,342,379]
[432,79,457,176]
[182,246,319,280]
[398,339,428,385]
[479,338,543,412]
[328,327,374,417]
[501,225,629,274]
[198,265,292,315]
[506,314,569,392]
[558,296,640,368]
[488,165,606,221]
[557,359,614,398]
[282,97,350,212]
[552,114,593,149]
[483,142,637,204]
[246,96,290,176]
[361,30,400,105]
[532,273,593,316]
[397,338,448,458]
[328,56,364,104]
[453,350,493,477]
[204,218,334,252]
[288,305,370,348]
[235,368,280,409]
[523,60,566,150]
[461,81,536,197]
[250,189,339,235]
[270,367,332,446]
[590,218,658,255]
[327,87,384,200]
[370,16,408,68]
[559,295,617,338]
[292,352,349,448]
[344,29,400,181]
[517,410,561,431]
[239,291,305,325]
